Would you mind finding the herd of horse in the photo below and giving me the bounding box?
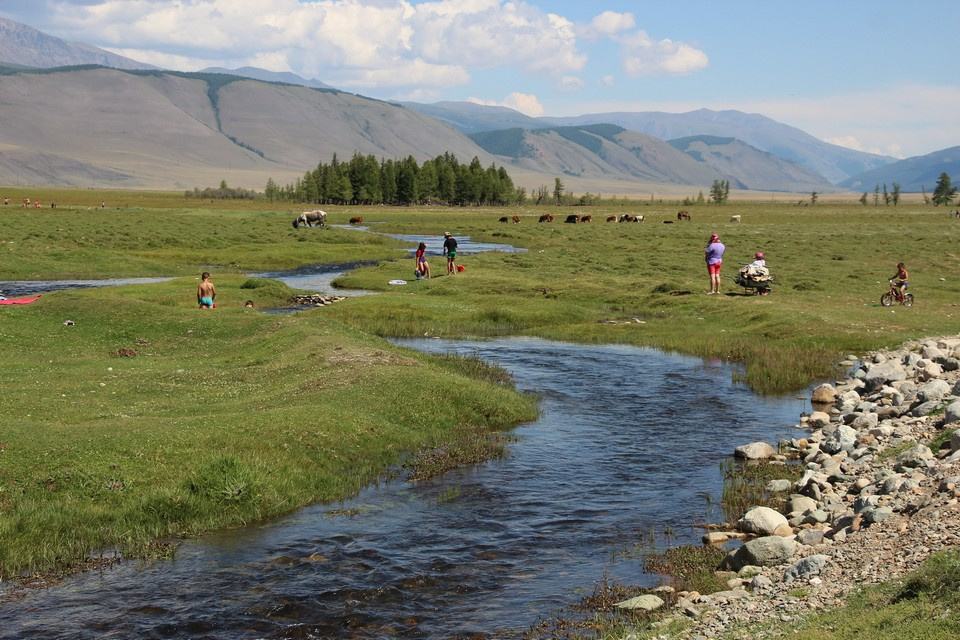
[294,209,706,229]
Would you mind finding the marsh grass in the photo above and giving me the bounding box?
[720,459,805,524]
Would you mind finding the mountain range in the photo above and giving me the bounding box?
[0,15,953,195]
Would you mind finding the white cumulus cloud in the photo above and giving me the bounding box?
[576,10,635,40]
[468,91,544,116]
[619,30,709,77]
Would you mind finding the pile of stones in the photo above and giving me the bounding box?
[617,336,960,639]
[291,294,347,306]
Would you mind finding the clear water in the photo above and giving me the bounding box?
[0,337,805,639]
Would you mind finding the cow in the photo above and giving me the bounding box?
[619,214,644,223]
[292,210,326,229]
[564,214,581,224]
[512,215,521,224]
[499,216,510,223]
[677,211,691,221]
[729,215,741,223]
[349,216,364,225]
[606,215,618,222]
[579,214,592,222]
[538,213,554,222]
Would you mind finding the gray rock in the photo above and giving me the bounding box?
[895,444,935,470]
[821,425,858,454]
[738,506,792,537]
[940,357,960,372]
[917,379,952,403]
[766,479,793,493]
[796,528,825,546]
[945,400,960,425]
[866,506,894,524]
[787,494,818,514]
[615,594,664,611]
[726,536,798,570]
[851,412,879,431]
[735,441,777,460]
[911,400,944,417]
[783,554,829,583]
[751,574,774,591]
[864,360,907,389]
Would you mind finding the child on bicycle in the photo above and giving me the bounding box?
[891,262,909,299]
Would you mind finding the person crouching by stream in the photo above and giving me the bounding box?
[705,233,725,295]
[415,241,431,279]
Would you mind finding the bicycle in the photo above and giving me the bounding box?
[880,279,913,307]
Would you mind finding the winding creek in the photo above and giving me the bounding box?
[0,235,809,639]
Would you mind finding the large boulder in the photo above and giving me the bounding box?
[811,383,838,405]
[725,536,797,570]
[735,442,777,460]
[863,360,908,389]
[737,506,793,537]
[916,379,952,403]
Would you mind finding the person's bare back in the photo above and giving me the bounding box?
[197,272,217,308]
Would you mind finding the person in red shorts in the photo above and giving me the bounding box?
[705,233,725,294]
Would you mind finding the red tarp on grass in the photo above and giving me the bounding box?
[0,295,41,305]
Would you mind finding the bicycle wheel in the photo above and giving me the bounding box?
[880,292,894,306]
[902,293,914,307]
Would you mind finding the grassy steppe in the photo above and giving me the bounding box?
[2,190,959,636]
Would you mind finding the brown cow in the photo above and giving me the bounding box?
[538,213,554,222]
[512,215,521,224]
[349,216,363,224]
[619,214,645,223]
[579,215,592,222]
[677,211,691,220]
[606,215,618,222]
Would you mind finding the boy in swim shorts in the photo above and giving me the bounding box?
[198,272,217,309]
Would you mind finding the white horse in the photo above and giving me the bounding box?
[293,210,326,228]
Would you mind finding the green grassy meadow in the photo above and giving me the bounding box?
[1,189,959,630]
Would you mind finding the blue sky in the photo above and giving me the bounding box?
[2,0,957,158]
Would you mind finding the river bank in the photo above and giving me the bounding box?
[639,335,960,639]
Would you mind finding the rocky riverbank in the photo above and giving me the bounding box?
[624,336,960,639]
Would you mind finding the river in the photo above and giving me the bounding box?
[0,336,805,639]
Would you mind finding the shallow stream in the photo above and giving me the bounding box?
[0,337,805,639]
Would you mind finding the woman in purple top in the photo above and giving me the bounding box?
[705,233,725,294]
